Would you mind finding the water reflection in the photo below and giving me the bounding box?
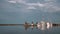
[0,24,60,34]
[24,23,60,31]
[0,23,60,31]
[24,24,52,31]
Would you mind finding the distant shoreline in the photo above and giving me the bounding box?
[0,24,60,26]
[0,24,24,26]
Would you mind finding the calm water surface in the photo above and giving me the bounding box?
[0,26,60,34]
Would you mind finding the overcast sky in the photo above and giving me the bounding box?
[0,0,60,24]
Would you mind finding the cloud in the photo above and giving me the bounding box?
[43,2,60,12]
[44,0,52,1]
[16,0,26,4]
[7,0,60,12]
[26,2,44,7]
[7,0,26,4]
[8,0,16,3]
[26,6,36,9]
[44,0,56,2]
[7,0,44,7]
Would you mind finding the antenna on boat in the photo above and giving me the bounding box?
[42,15,45,21]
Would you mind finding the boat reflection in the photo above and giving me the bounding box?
[24,24,52,31]
[0,22,60,31]
[24,21,60,31]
